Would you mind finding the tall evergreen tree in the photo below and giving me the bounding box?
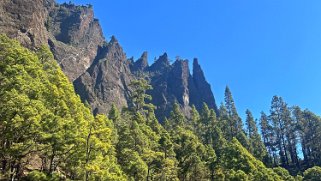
[245,109,267,161]
[224,86,241,138]
[129,79,154,113]
[269,96,290,167]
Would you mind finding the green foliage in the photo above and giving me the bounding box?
[303,166,321,181]
[221,139,282,180]
[224,86,243,139]
[84,115,126,181]
[273,167,295,181]
[25,171,61,181]
[245,109,267,161]
[0,35,124,180]
[119,149,148,180]
[129,78,154,113]
[25,171,49,181]
[225,170,249,181]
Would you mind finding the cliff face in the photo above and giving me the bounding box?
[47,3,105,81]
[74,37,133,115]
[0,0,218,120]
[132,55,218,121]
[0,0,104,81]
[190,58,218,112]
[0,0,52,49]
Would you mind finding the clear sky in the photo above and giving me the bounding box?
[58,0,321,120]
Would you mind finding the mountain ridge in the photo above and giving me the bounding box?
[0,0,218,119]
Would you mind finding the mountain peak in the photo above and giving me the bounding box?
[131,51,149,72]
[160,52,168,59]
[141,51,148,59]
[193,58,199,67]
[193,58,205,82]
[110,35,118,43]
[148,52,170,72]
[190,58,218,113]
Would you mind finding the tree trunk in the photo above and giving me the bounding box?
[85,127,92,181]
[49,151,55,174]
[10,163,15,181]
[147,167,150,181]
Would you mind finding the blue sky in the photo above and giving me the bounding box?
[58,0,321,120]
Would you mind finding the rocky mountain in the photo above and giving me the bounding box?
[74,36,133,115]
[0,0,104,81]
[0,0,218,120]
[133,53,218,120]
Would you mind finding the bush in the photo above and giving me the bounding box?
[273,167,295,181]
[25,171,62,181]
[225,170,249,181]
[25,171,48,181]
[303,166,321,181]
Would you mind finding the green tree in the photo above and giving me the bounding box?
[0,35,125,180]
[303,166,321,181]
[273,167,295,181]
[260,111,276,166]
[245,109,267,161]
[190,105,202,138]
[224,86,242,139]
[84,115,125,180]
[129,78,154,113]
[221,138,282,181]
[269,96,289,166]
[119,149,148,180]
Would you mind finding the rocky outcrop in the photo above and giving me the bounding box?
[148,53,171,73]
[47,3,105,81]
[0,0,52,49]
[130,53,218,121]
[74,36,133,115]
[0,0,104,81]
[0,0,218,121]
[190,58,218,112]
[131,51,149,72]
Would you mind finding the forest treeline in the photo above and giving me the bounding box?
[1,35,321,180]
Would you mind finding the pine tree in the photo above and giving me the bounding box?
[168,103,185,129]
[269,96,289,167]
[245,109,267,161]
[218,103,231,139]
[260,111,277,166]
[84,115,125,180]
[190,105,202,139]
[129,78,154,113]
[200,103,213,145]
[224,86,242,138]
[298,109,321,167]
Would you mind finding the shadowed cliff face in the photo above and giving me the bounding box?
[47,3,105,81]
[141,55,218,121]
[0,0,218,120]
[191,58,218,112]
[74,37,133,115]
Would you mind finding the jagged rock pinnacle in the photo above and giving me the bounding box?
[148,52,170,73]
[110,35,118,43]
[193,58,206,82]
[131,51,149,71]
